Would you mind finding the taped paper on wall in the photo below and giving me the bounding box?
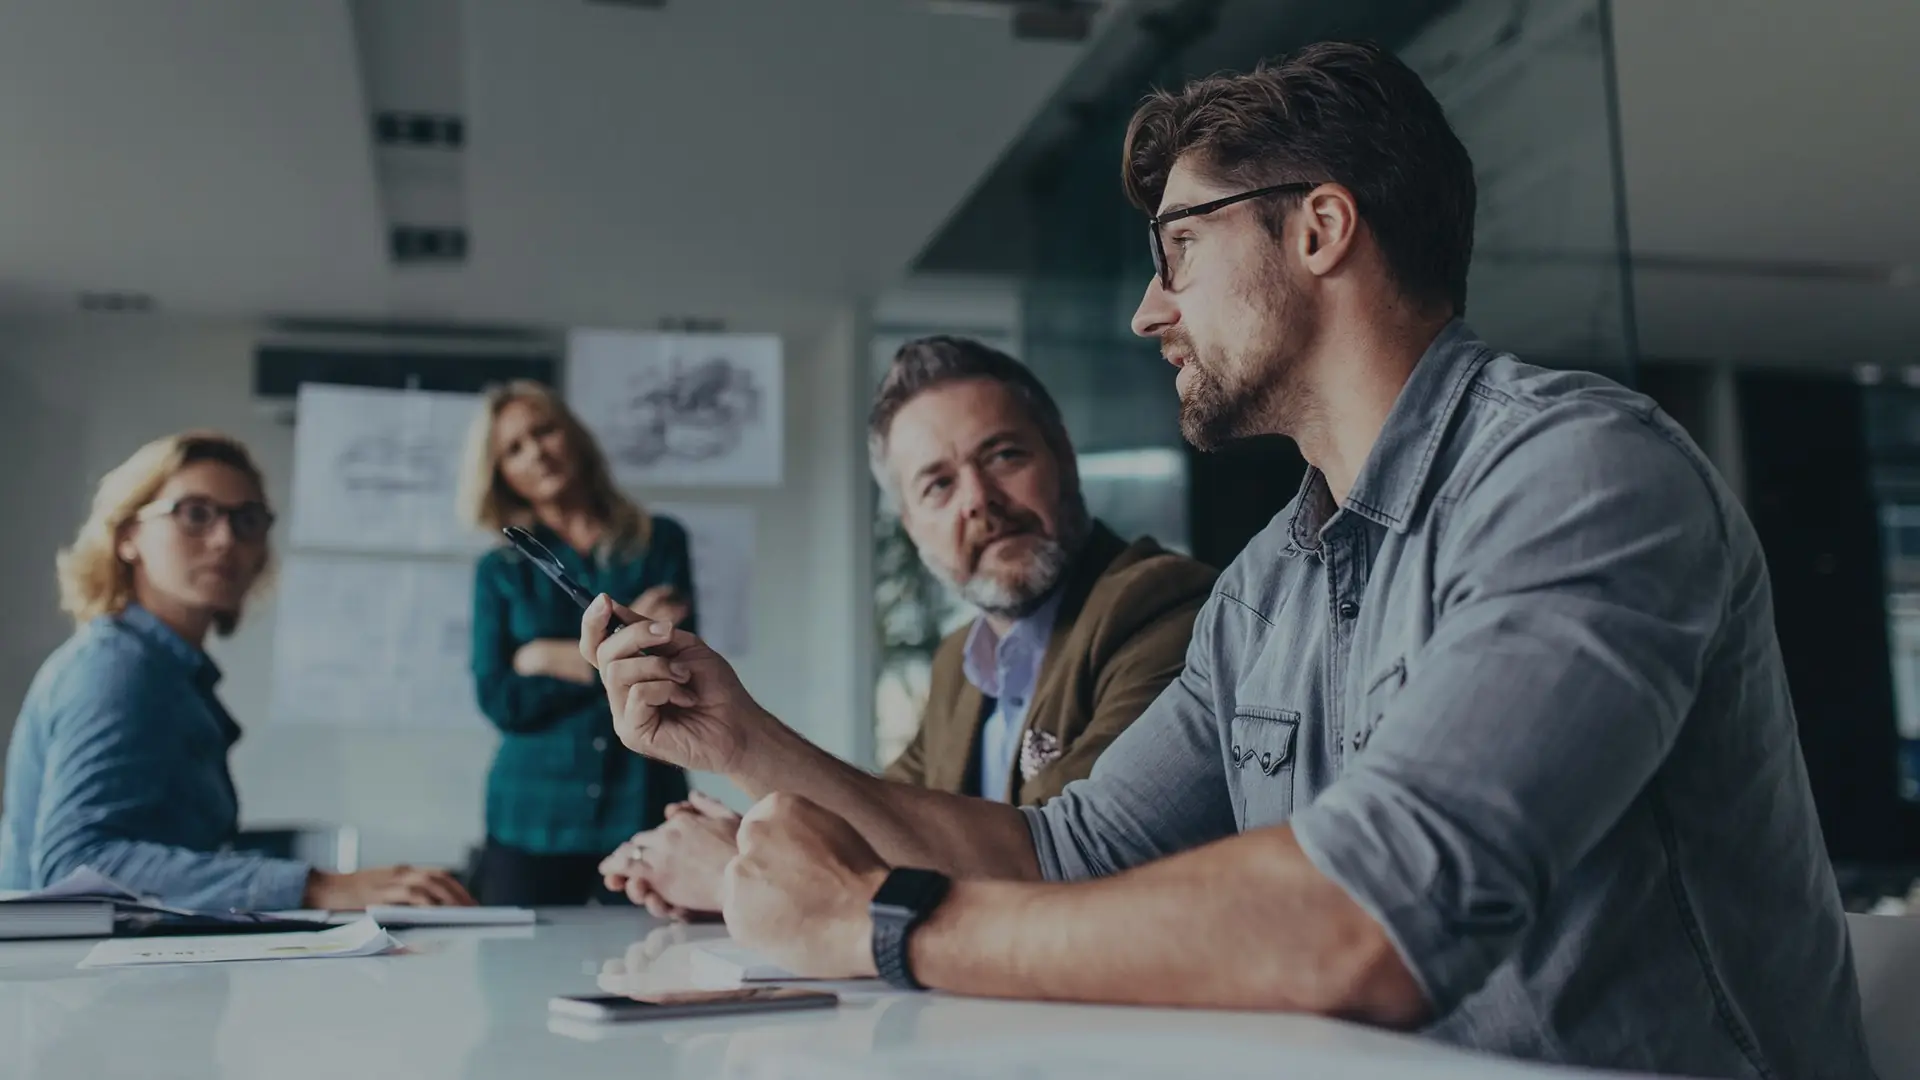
[652,503,755,658]
[269,554,482,730]
[567,331,783,487]
[289,384,491,555]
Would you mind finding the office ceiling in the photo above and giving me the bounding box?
[0,0,1107,340]
[0,0,1910,368]
[1612,0,1920,366]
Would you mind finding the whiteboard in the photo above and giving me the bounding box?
[289,384,491,555]
[269,554,484,730]
[652,503,755,658]
[567,331,783,487]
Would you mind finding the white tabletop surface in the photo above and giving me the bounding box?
[0,908,1644,1080]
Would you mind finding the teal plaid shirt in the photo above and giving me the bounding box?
[470,517,693,855]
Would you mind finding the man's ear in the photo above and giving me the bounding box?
[1298,183,1363,279]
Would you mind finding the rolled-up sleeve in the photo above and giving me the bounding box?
[1291,405,1731,1015]
[1023,595,1237,881]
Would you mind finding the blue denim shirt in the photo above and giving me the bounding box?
[962,589,1064,802]
[1027,322,1871,1078]
[0,605,309,910]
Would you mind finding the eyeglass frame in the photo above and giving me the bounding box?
[135,496,277,542]
[1147,181,1325,292]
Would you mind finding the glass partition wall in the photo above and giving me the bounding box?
[869,0,1638,767]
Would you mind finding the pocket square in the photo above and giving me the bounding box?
[1019,729,1063,781]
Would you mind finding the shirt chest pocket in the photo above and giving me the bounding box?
[1227,707,1300,828]
[1349,657,1406,758]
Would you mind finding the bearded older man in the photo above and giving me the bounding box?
[600,335,1216,916]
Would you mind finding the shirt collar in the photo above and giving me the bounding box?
[1282,319,1492,548]
[117,603,222,691]
[961,587,1065,701]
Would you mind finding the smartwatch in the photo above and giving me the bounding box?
[869,867,951,991]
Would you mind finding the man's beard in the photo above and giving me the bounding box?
[1170,260,1314,451]
[924,495,1090,621]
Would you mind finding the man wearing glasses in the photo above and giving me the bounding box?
[581,42,1869,1078]
[598,335,1216,917]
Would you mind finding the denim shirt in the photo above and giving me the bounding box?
[0,605,309,910]
[1026,322,1872,1078]
[962,589,1064,802]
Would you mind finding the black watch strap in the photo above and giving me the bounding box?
[870,868,950,992]
[872,907,922,990]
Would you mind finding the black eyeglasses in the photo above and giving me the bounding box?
[137,496,276,542]
[1148,182,1323,292]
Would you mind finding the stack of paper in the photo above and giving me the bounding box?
[0,868,141,940]
[76,917,399,968]
[0,901,115,941]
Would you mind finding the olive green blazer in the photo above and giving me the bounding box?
[883,522,1216,806]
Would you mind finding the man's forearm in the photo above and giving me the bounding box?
[905,825,1430,1023]
[734,720,1041,881]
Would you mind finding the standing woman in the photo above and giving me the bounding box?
[460,381,694,905]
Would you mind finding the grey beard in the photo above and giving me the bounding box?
[926,497,1090,620]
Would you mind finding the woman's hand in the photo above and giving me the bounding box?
[512,639,597,685]
[600,792,742,918]
[631,585,691,628]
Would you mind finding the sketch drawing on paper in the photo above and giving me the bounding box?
[289,383,491,555]
[611,355,764,470]
[567,331,783,487]
[335,432,450,494]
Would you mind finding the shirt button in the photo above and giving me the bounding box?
[1009,697,1024,708]
[593,737,608,752]
[585,783,603,799]
[1338,600,1360,620]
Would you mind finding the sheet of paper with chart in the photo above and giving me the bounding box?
[652,502,755,657]
[270,554,482,730]
[289,383,491,555]
[567,330,783,487]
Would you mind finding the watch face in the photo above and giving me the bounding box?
[871,868,947,919]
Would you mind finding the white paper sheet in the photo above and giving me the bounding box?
[290,384,492,555]
[567,330,783,487]
[264,907,535,927]
[364,906,534,927]
[3,867,142,903]
[651,502,755,657]
[269,554,483,729]
[77,917,397,968]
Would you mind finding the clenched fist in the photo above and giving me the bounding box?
[721,793,889,979]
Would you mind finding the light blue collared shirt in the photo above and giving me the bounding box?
[0,605,310,911]
[961,590,1064,803]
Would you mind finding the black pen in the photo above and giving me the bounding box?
[501,526,628,639]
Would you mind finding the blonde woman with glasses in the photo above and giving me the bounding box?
[0,431,473,911]
[461,382,695,905]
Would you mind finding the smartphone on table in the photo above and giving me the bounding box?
[501,526,628,639]
[548,987,839,1023]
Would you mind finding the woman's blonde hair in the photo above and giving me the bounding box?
[457,380,650,554]
[57,430,273,633]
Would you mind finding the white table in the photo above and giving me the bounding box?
[0,908,1638,1080]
